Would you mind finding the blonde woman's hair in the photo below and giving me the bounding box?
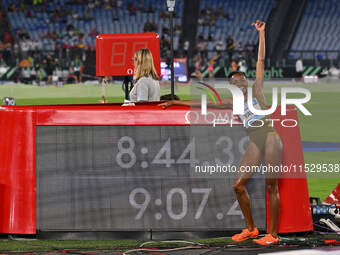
[134,48,159,81]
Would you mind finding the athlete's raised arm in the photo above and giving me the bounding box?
[252,20,266,106]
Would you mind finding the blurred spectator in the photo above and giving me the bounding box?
[83,7,93,21]
[88,1,95,10]
[235,41,244,59]
[89,28,99,37]
[112,7,119,21]
[72,56,83,83]
[162,25,169,35]
[137,2,145,12]
[174,23,181,35]
[104,0,112,10]
[215,37,224,53]
[316,54,323,62]
[0,8,5,24]
[17,28,30,40]
[208,54,220,81]
[216,8,229,19]
[0,54,7,67]
[238,59,248,73]
[245,42,255,66]
[0,54,9,78]
[117,0,123,8]
[226,35,235,61]
[20,67,31,84]
[183,40,190,56]
[160,35,170,59]
[143,20,152,32]
[192,54,203,81]
[160,35,170,49]
[8,4,17,13]
[143,20,157,33]
[44,54,54,84]
[159,10,169,19]
[147,3,154,13]
[0,39,11,52]
[152,22,158,32]
[295,57,304,78]
[52,58,62,84]
[20,39,30,59]
[72,11,79,20]
[208,13,216,26]
[329,65,340,78]
[197,35,207,59]
[231,60,238,72]
[128,2,136,15]
[25,8,32,18]
[13,43,20,63]
[199,7,218,27]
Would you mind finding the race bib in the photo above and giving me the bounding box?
[239,98,265,128]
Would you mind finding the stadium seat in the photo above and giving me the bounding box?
[197,0,271,53]
[290,0,340,59]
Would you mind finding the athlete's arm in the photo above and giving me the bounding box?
[159,97,233,109]
[252,20,266,106]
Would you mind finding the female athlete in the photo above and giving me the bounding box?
[159,20,282,245]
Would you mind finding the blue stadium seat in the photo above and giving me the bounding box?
[198,0,271,53]
[2,0,180,49]
[290,0,340,58]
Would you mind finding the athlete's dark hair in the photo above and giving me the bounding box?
[160,94,180,100]
[228,71,247,79]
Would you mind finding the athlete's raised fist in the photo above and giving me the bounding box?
[252,20,265,32]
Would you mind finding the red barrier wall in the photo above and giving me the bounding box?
[0,103,312,234]
[0,108,36,233]
[267,107,313,233]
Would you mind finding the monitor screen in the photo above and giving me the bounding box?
[161,58,188,83]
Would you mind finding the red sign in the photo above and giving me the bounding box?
[96,33,161,77]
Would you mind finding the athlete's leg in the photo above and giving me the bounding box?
[264,132,282,238]
[233,141,262,231]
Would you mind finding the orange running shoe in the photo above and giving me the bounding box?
[231,227,259,242]
[253,234,279,245]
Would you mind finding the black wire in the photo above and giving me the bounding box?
[192,238,334,254]
[197,246,225,255]
[6,235,340,255]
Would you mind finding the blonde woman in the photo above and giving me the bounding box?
[129,48,160,102]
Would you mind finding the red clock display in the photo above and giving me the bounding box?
[96,32,161,77]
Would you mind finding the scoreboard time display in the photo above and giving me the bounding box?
[36,125,265,231]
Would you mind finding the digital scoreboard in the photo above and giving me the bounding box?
[0,104,313,235]
[36,125,265,231]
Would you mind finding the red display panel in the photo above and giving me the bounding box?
[96,33,161,77]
